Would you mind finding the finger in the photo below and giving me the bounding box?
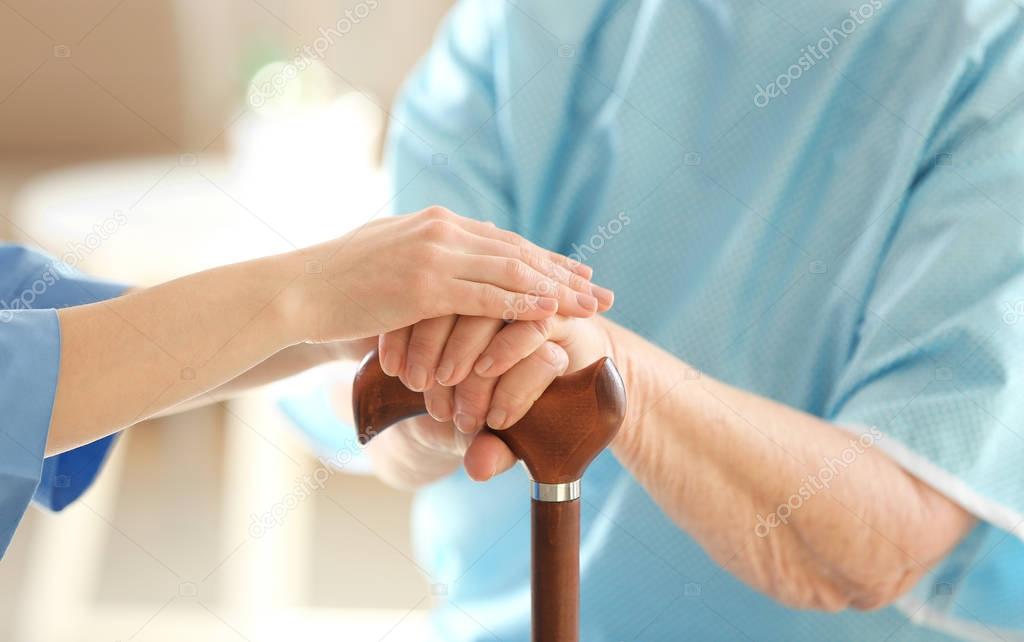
[452,372,498,434]
[472,317,557,379]
[378,327,412,376]
[486,342,568,430]
[424,384,455,422]
[435,317,504,386]
[362,417,463,486]
[440,280,559,321]
[463,431,518,481]
[452,255,598,317]
[403,416,480,458]
[458,233,613,310]
[403,415,458,453]
[402,315,457,391]
[452,215,594,279]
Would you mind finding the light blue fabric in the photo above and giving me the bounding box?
[0,244,126,557]
[286,0,1024,639]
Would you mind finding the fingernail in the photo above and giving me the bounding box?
[381,351,400,376]
[538,298,558,311]
[573,263,593,279]
[474,355,494,376]
[592,285,615,306]
[454,413,476,433]
[433,396,452,421]
[486,408,507,430]
[435,361,454,385]
[407,364,428,391]
[577,293,598,310]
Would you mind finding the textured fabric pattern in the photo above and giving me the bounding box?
[291,1,1024,639]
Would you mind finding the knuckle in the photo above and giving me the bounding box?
[538,278,559,299]
[421,205,452,221]
[492,329,522,355]
[498,228,522,246]
[442,331,473,356]
[517,244,539,266]
[407,332,441,361]
[532,342,568,371]
[527,317,554,340]
[456,387,491,413]
[568,271,588,291]
[421,219,456,243]
[505,257,530,282]
[491,386,531,409]
[480,284,506,309]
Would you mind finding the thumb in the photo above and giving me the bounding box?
[464,431,519,481]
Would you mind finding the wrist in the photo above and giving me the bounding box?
[260,250,315,347]
[597,318,648,457]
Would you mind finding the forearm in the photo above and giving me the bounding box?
[156,338,376,416]
[46,208,600,457]
[604,318,974,610]
[49,253,303,455]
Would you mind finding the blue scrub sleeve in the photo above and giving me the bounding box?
[0,244,127,557]
[0,309,64,555]
[826,56,1024,630]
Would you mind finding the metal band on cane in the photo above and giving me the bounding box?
[531,479,581,502]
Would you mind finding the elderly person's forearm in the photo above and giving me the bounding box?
[607,320,975,611]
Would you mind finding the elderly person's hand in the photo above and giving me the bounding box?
[366,314,612,484]
[366,308,975,612]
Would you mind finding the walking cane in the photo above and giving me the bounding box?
[352,349,627,642]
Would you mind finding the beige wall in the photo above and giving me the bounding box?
[0,0,185,155]
[0,0,454,158]
[0,0,454,240]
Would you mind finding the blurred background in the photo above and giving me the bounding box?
[0,1,456,640]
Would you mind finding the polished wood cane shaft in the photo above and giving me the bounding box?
[352,349,626,641]
[533,498,581,642]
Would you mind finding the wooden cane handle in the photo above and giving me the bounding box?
[352,348,626,484]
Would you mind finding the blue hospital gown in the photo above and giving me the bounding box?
[0,244,125,557]
[283,0,1024,639]
[391,0,1024,639]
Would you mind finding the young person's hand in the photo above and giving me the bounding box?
[46,207,603,456]
[284,207,608,344]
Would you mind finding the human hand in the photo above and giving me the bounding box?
[365,315,612,487]
[376,287,612,392]
[282,207,608,344]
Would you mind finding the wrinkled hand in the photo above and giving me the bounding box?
[364,315,612,486]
